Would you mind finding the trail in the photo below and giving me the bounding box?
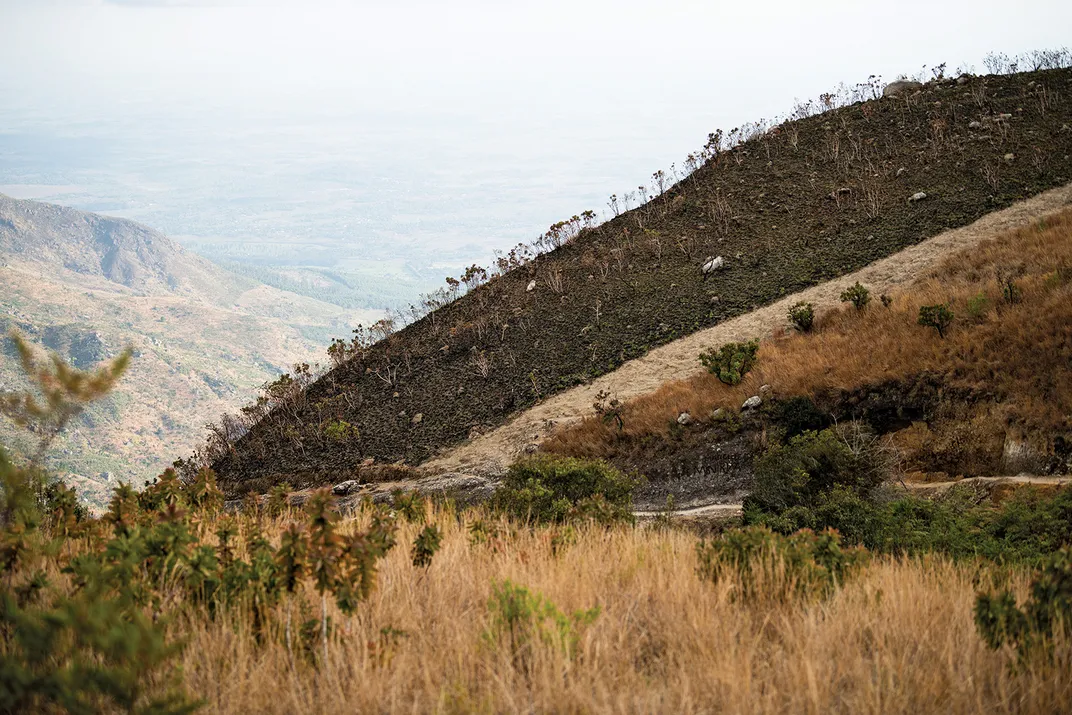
[633,476,1072,522]
[422,182,1072,477]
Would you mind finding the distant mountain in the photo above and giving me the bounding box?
[0,194,381,508]
[0,193,246,301]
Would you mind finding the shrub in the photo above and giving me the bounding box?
[787,301,815,332]
[839,282,870,310]
[324,419,358,442]
[744,426,889,517]
[485,580,600,668]
[696,526,869,604]
[966,291,990,321]
[495,455,639,525]
[699,340,759,386]
[411,525,442,568]
[918,303,954,337]
[770,396,829,439]
[975,546,1072,660]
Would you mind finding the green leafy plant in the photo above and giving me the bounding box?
[324,419,358,443]
[412,524,443,568]
[966,291,990,321]
[787,301,815,332]
[484,580,600,669]
[699,340,759,385]
[975,546,1072,661]
[495,455,639,525]
[696,526,869,604]
[839,282,871,310]
[918,303,955,338]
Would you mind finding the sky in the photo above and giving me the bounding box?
[0,0,1069,283]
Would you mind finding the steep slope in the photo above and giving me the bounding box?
[0,196,380,506]
[421,183,1072,479]
[215,67,1072,495]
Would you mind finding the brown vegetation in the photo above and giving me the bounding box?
[546,209,1072,467]
[176,512,1071,713]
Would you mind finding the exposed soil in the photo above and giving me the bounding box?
[215,67,1072,496]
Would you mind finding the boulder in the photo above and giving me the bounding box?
[883,80,923,98]
[332,479,363,496]
[909,191,928,203]
[526,280,536,292]
[742,396,762,410]
[411,412,423,425]
[677,412,694,426]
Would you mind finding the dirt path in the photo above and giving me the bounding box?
[422,183,1072,477]
[632,476,1072,522]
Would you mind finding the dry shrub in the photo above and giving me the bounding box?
[546,209,1072,463]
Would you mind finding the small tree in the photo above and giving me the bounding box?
[918,304,954,338]
[699,340,759,385]
[839,282,871,310]
[787,302,815,332]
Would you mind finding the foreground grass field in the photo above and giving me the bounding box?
[174,507,1070,715]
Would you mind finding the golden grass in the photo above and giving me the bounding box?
[171,508,1070,714]
[545,210,1072,463]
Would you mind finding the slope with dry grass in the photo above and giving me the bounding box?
[543,205,1072,487]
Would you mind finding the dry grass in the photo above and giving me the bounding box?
[172,507,1070,714]
[546,210,1072,463]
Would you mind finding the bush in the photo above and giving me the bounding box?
[975,546,1072,660]
[324,419,358,442]
[918,304,954,338]
[484,580,600,668]
[840,282,870,310]
[495,455,639,525]
[787,302,815,332]
[770,396,830,439]
[696,526,869,604]
[744,426,889,517]
[699,340,759,386]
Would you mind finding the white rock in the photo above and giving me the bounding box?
[1004,153,1016,161]
[332,479,362,496]
[759,384,772,397]
[882,80,923,97]
[710,408,726,421]
[968,121,982,129]
[677,412,694,426]
[526,280,536,292]
[411,413,423,425]
[701,256,726,279]
[908,191,928,203]
[742,396,762,410]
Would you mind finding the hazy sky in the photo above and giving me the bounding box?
[4,0,1070,125]
[1,0,1069,272]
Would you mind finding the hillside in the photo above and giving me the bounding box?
[214,66,1072,495]
[541,203,1072,510]
[0,195,381,506]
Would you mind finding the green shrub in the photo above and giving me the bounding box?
[744,427,889,517]
[787,302,815,332]
[324,419,358,442]
[770,396,829,439]
[975,546,1072,660]
[484,579,600,668]
[411,524,442,568]
[496,455,639,525]
[696,526,869,604]
[839,282,870,310]
[918,304,955,338]
[966,291,990,321]
[699,340,759,386]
